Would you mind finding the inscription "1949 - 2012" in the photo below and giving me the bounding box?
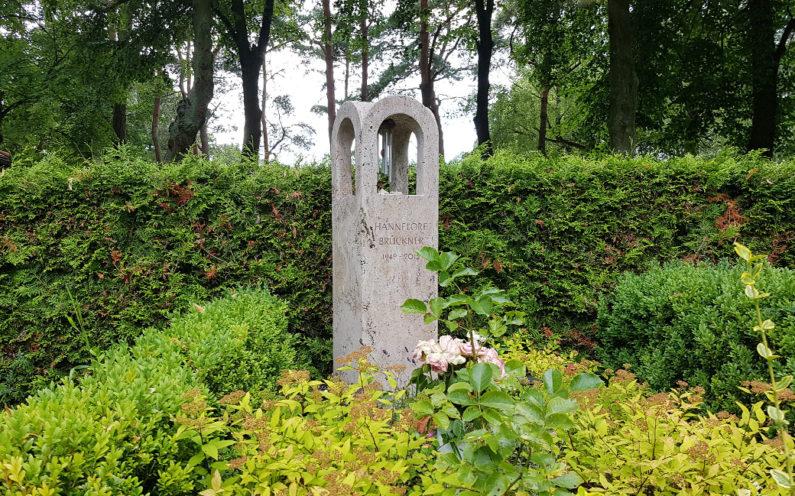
[373,221,435,246]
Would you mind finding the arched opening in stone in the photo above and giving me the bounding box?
[337,117,356,196]
[377,114,423,196]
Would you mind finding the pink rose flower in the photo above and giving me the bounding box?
[439,335,464,355]
[426,352,449,374]
[478,347,506,379]
[412,339,439,361]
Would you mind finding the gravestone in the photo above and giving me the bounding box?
[331,95,439,386]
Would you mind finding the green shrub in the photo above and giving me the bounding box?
[2,149,793,403]
[0,153,331,403]
[596,261,795,412]
[565,369,788,495]
[0,288,297,495]
[169,288,301,395]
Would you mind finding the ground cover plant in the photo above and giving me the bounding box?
[1,279,791,494]
[0,288,300,495]
[1,150,793,403]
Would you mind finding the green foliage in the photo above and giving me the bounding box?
[412,362,601,496]
[0,152,331,403]
[404,248,603,495]
[180,368,434,495]
[401,246,523,342]
[564,369,789,495]
[734,241,795,491]
[2,150,794,402]
[596,260,795,413]
[0,288,297,495]
[441,151,795,339]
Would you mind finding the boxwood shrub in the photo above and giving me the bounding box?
[0,288,298,495]
[596,261,795,412]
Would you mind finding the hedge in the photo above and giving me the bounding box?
[0,287,299,494]
[1,149,793,403]
[596,261,795,412]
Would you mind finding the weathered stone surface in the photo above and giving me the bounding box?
[331,96,439,387]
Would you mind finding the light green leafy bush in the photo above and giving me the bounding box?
[564,369,789,495]
[0,288,296,495]
[596,261,795,412]
[180,365,435,496]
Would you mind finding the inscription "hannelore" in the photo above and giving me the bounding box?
[374,222,431,231]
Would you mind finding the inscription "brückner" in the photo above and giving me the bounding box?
[378,236,425,246]
[373,222,431,231]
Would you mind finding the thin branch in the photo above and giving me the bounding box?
[775,13,795,63]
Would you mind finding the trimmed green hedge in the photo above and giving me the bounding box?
[0,288,298,495]
[1,150,793,403]
[595,261,795,412]
[0,152,329,403]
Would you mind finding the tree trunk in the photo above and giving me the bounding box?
[152,94,162,162]
[607,0,637,154]
[240,54,262,157]
[748,0,777,157]
[165,0,214,161]
[215,0,274,160]
[344,52,350,98]
[360,0,369,102]
[200,120,209,155]
[112,103,127,144]
[473,0,494,158]
[419,0,444,157]
[262,55,269,162]
[538,87,549,156]
[322,0,336,145]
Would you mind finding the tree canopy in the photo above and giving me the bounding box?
[0,0,792,161]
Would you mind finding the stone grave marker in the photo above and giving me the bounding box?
[331,95,439,386]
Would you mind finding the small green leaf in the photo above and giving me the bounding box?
[443,294,470,307]
[438,252,459,271]
[775,375,793,391]
[429,297,444,316]
[447,308,467,320]
[552,472,581,489]
[401,299,427,314]
[542,369,563,395]
[412,400,434,416]
[547,397,578,416]
[767,405,785,424]
[463,406,482,422]
[416,246,438,262]
[771,469,792,489]
[761,319,775,330]
[471,362,493,393]
[757,343,773,358]
[505,359,526,378]
[545,412,576,431]
[424,313,438,324]
[202,443,219,460]
[439,271,451,287]
[569,372,603,392]
[516,403,544,424]
[445,320,459,331]
[734,242,751,261]
[480,390,513,410]
[471,297,493,316]
[433,412,450,430]
[745,285,758,299]
[451,267,478,279]
[447,389,475,406]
